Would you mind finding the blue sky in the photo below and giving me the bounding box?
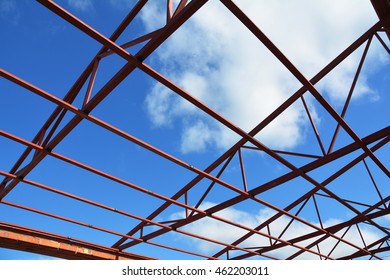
[0,0,389,260]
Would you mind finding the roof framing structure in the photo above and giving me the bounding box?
[0,0,389,260]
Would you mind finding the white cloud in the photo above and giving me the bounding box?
[145,83,176,127]
[171,202,384,259]
[67,0,93,12]
[141,0,385,153]
[180,121,215,153]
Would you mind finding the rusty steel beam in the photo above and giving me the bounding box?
[0,222,151,260]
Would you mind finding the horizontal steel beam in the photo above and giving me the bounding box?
[0,222,152,260]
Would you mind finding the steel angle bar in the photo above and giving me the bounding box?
[0,69,254,202]
[0,0,207,202]
[327,36,374,154]
[118,128,390,252]
[232,200,390,260]
[114,19,386,249]
[211,135,390,259]
[38,0,389,254]
[220,0,390,178]
[0,131,308,259]
[0,0,149,196]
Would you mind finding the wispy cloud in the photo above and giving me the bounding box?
[141,0,383,153]
[180,120,216,153]
[66,0,136,12]
[0,0,20,24]
[67,0,93,12]
[0,0,15,12]
[109,0,135,9]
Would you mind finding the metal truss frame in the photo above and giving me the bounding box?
[0,0,389,260]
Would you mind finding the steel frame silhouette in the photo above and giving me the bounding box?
[0,0,389,260]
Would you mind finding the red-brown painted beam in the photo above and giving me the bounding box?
[327,36,373,154]
[118,128,390,252]
[1,0,205,202]
[233,201,390,260]
[1,1,386,260]
[172,0,189,18]
[0,4,210,234]
[339,238,390,260]
[0,222,151,260]
[0,169,260,260]
[0,132,292,259]
[0,68,254,204]
[220,0,389,178]
[5,59,384,260]
[0,0,148,190]
[371,0,390,39]
[114,19,386,249]
[212,135,390,259]
[55,0,387,253]
[98,29,163,59]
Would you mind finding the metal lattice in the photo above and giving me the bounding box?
[0,0,389,260]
